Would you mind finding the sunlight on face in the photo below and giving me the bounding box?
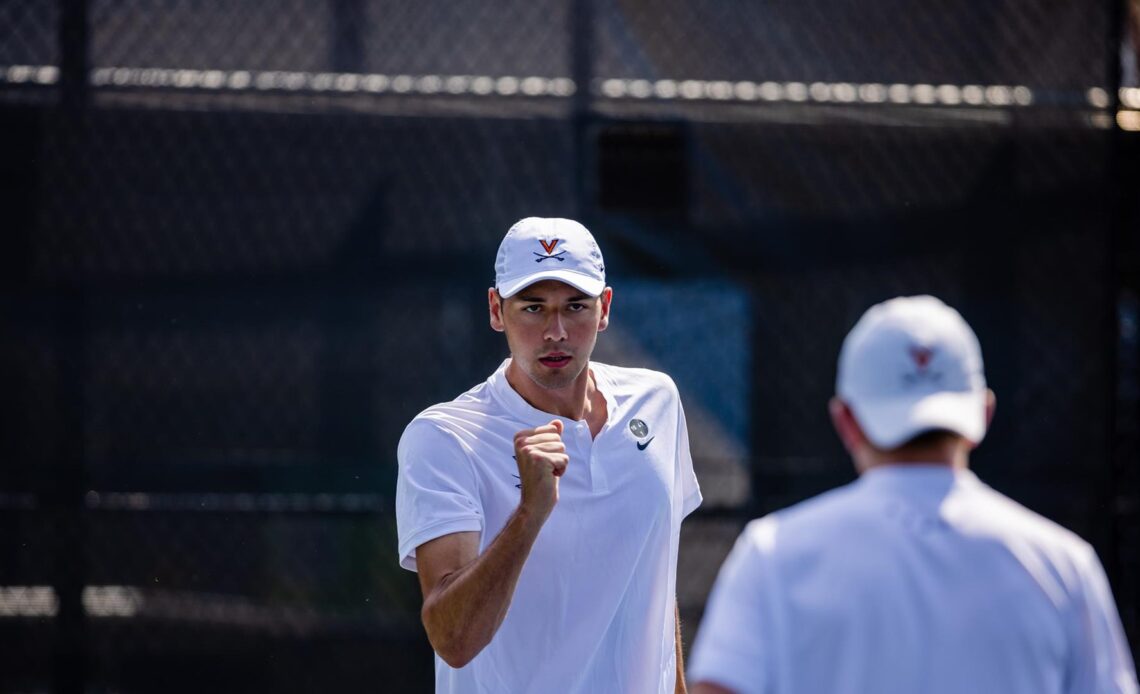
[490,280,611,391]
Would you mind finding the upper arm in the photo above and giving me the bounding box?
[1065,546,1139,693]
[395,420,484,571]
[414,531,481,601]
[673,387,702,518]
[687,520,776,694]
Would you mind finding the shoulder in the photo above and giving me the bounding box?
[398,380,500,454]
[944,478,1123,610]
[951,479,1097,565]
[719,489,861,589]
[735,482,865,559]
[592,361,680,397]
[407,379,500,428]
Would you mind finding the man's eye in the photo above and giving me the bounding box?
[522,305,542,313]
[567,303,585,312]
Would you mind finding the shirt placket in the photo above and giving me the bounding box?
[570,420,609,492]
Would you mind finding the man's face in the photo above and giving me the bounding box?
[489,279,612,391]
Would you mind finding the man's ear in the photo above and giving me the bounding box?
[830,397,879,473]
[967,388,997,451]
[489,288,506,332]
[828,397,865,456]
[597,287,613,332]
[984,389,996,429]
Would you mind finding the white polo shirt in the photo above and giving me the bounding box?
[397,359,702,694]
[689,465,1138,694]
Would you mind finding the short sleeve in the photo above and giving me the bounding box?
[395,418,484,572]
[688,518,777,694]
[675,394,703,518]
[1065,545,1139,694]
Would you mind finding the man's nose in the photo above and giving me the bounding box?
[544,312,567,341]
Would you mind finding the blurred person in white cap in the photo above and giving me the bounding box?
[689,295,1138,694]
[396,217,702,693]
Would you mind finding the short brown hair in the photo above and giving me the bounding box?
[895,429,960,451]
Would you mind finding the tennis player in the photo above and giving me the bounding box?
[688,295,1138,694]
[397,217,702,693]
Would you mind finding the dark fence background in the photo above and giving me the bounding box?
[1,1,1138,692]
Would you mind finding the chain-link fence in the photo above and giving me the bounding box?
[1,1,1137,692]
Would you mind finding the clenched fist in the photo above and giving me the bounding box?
[513,419,568,521]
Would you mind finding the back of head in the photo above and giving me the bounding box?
[836,295,988,450]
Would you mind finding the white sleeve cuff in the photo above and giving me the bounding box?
[682,488,703,519]
[398,516,483,571]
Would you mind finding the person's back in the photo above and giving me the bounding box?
[689,296,1138,694]
[715,465,1127,693]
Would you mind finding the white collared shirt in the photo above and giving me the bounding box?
[397,359,702,694]
[689,465,1138,694]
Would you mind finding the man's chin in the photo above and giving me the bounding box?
[527,362,585,390]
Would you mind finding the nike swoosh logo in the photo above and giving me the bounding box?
[636,437,655,451]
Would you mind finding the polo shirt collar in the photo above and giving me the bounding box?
[487,358,616,430]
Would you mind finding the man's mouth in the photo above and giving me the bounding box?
[538,354,572,368]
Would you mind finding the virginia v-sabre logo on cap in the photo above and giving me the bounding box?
[909,345,934,370]
[494,217,606,298]
[534,238,567,262]
[904,345,942,385]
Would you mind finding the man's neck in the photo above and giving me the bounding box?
[856,443,971,475]
[504,359,596,422]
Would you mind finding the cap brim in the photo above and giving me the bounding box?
[849,389,987,449]
[497,270,605,298]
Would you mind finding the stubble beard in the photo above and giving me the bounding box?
[523,356,588,391]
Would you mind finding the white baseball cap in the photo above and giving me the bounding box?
[836,295,988,449]
[494,217,606,298]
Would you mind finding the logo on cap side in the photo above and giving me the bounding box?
[533,238,567,263]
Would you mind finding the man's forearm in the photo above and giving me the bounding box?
[421,506,545,668]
